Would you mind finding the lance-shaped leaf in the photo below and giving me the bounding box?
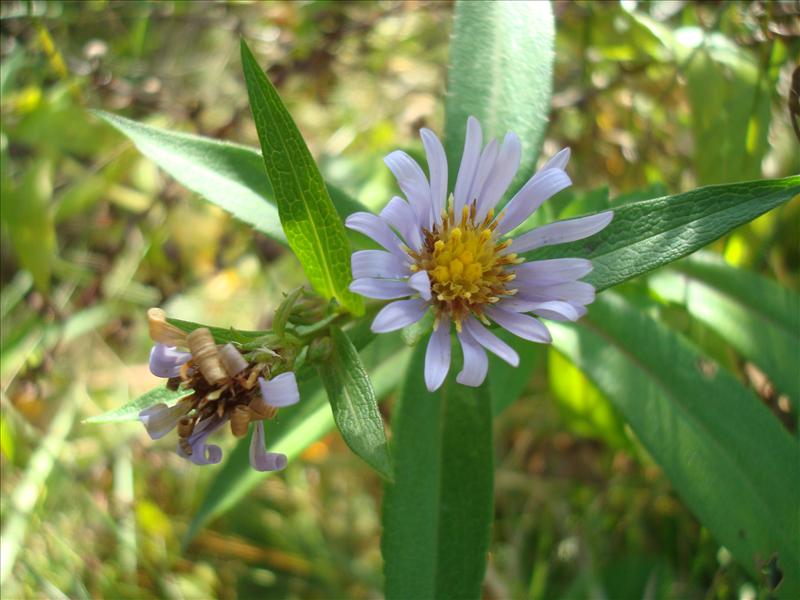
[383,343,494,600]
[528,176,800,291]
[85,387,192,424]
[551,293,800,597]
[445,0,554,201]
[94,112,366,245]
[650,251,800,403]
[317,326,393,480]
[240,40,363,315]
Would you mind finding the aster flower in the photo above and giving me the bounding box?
[139,310,299,471]
[346,117,613,392]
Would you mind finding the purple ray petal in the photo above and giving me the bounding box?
[345,211,406,258]
[421,128,448,226]
[510,211,614,254]
[250,421,288,472]
[258,372,300,409]
[525,300,582,322]
[476,132,521,221]
[371,298,429,333]
[350,278,414,300]
[384,150,432,229]
[149,344,191,378]
[424,317,451,392]
[496,169,572,235]
[352,249,410,279]
[516,281,596,306]
[511,258,593,286]
[408,270,432,301]
[454,116,483,215]
[463,317,519,367]
[467,139,499,211]
[380,196,422,250]
[456,328,488,387]
[542,147,571,171]
[484,306,552,343]
[178,416,226,465]
[139,401,191,440]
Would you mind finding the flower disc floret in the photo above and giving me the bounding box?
[409,204,518,328]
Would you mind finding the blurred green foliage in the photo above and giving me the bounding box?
[1,1,798,599]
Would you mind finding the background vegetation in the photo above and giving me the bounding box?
[1,1,798,598]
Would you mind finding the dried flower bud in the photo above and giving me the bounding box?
[230,405,251,438]
[249,397,277,421]
[187,328,227,385]
[219,343,248,377]
[147,308,188,346]
[177,416,194,438]
[179,438,193,456]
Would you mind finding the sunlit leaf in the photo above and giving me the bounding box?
[673,28,775,185]
[95,112,366,245]
[317,327,392,479]
[445,0,554,203]
[383,343,494,600]
[85,386,192,424]
[650,251,800,402]
[240,40,363,315]
[552,292,800,596]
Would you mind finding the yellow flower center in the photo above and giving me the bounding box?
[409,201,519,329]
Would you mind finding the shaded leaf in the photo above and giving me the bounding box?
[168,317,268,347]
[383,342,494,600]
[529,176,800,291]
[551,292,800,596]
[317,327,393,479]
[489,328,543,416]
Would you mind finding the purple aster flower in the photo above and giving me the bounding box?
[139,314,302,471]
[346,116,613,392]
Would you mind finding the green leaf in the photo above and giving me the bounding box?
[529,176,800,291]
[94,112,366,244]
[445,0,554,201]
[167,317,268,347]
[317,327,393,479]
[489,328,542,416]
[183,334,409,544]
[672,28,775,185]
[85,386,192,424]
[240,40,363,315]
[383,342,494,600]
[650,251,800,402]
[551,292,800,596]
[0,159,55,292]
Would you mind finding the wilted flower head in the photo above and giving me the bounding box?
[139,309,299,470]
[346,117,613,392]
